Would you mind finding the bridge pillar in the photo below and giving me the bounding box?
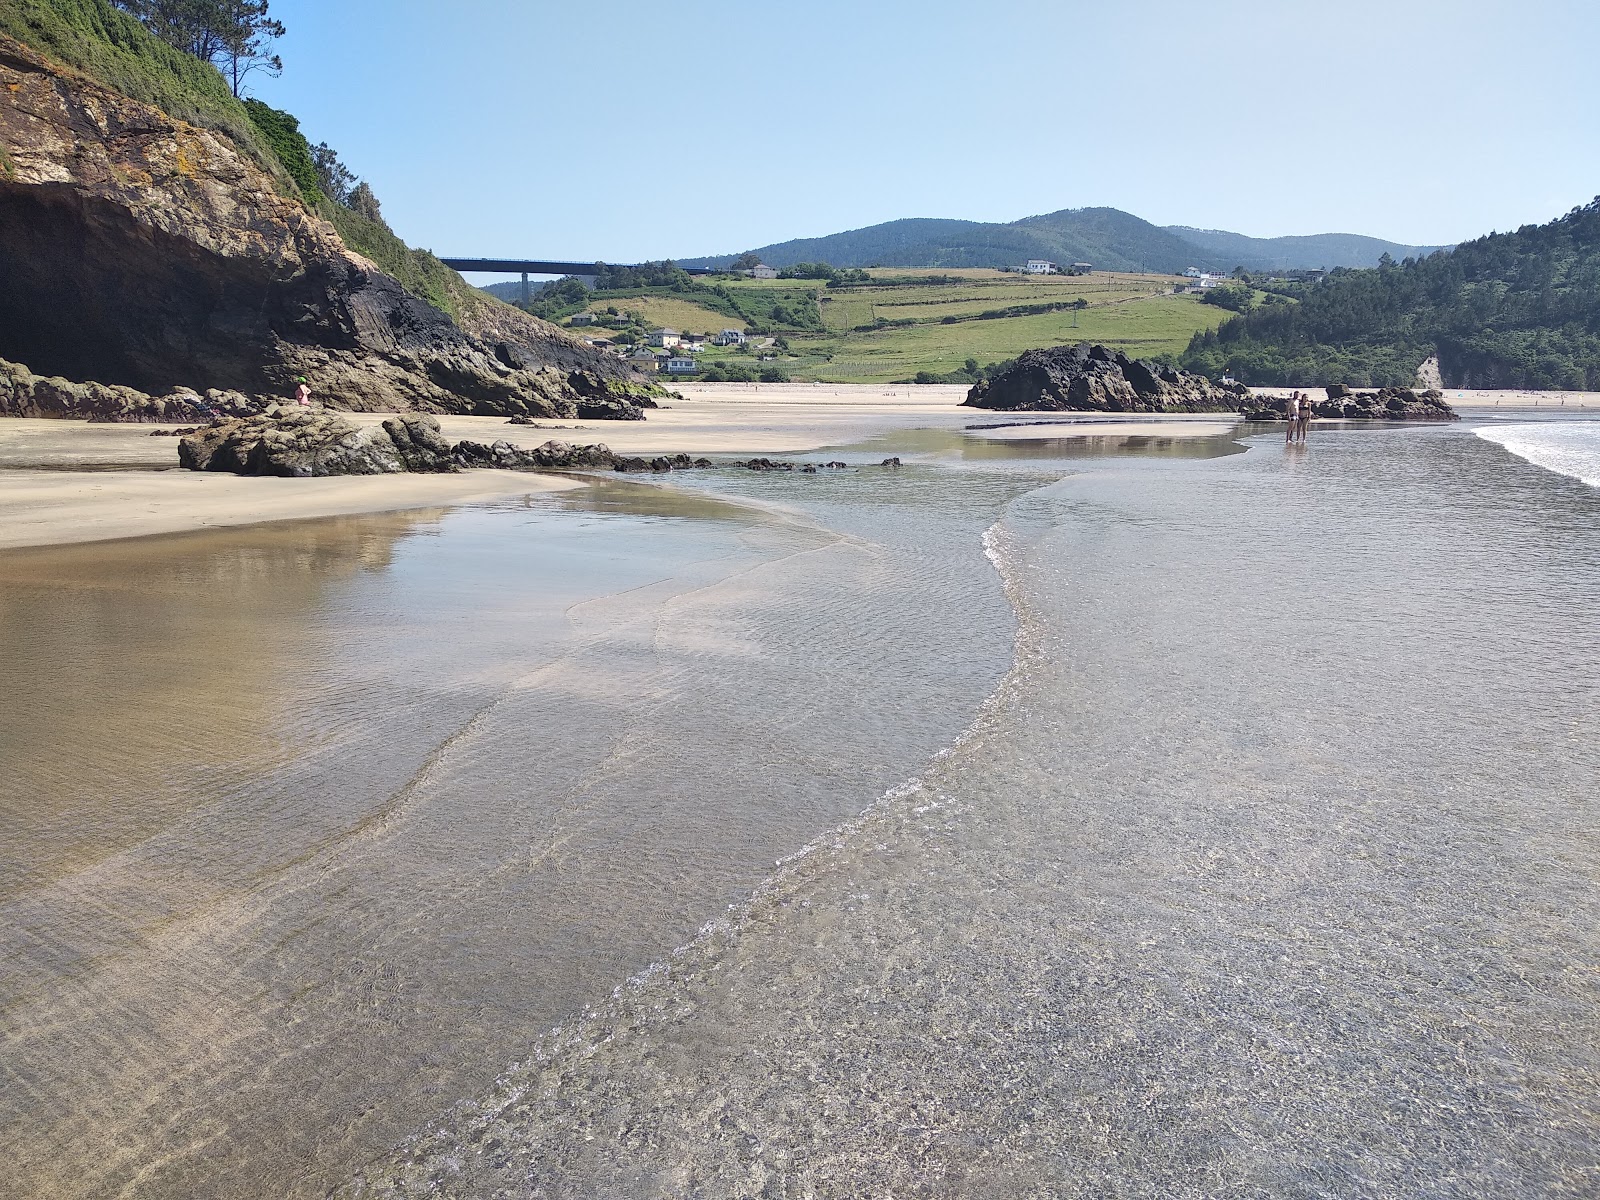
[520,271,530,305]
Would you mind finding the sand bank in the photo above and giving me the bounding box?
[375,383,978,456]
[0,468,581,551]
[973,418,1238,440]
[0,387,975,549]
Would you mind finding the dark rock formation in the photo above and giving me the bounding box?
[0,35,653,421]
[881,457,902,467]
[178,409,457,476]
[1244,388,1458,422]
[963,343,1251,413]
[179,413,715,477]
[1,356,264,422]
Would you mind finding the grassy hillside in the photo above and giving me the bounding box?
[0,0,290,189]
[496,267,1226,382]
[1182,198,1600,389]
[696,271,1224,383]
[1,0,518,327]
[682,208,1446,276]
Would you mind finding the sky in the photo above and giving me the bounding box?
[254,0,1600,273]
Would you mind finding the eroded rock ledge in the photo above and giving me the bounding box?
[177,410,710,477]
[963,344,1251,413]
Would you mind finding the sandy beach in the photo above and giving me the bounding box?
[2,383,1589,551]
[0,388,964,550]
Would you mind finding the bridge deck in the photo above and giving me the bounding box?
[439,258,713,276]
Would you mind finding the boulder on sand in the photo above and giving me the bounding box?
[179,410,458,476]
[963,343,1251,414]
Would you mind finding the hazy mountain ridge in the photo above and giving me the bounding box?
[682,208,1446,275]
[1164,226,1450,272]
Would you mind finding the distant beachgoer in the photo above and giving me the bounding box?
[1297,394,1313,442]
[1285,391,1300,443]
[294,377,312,407]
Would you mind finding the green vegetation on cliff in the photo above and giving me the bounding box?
[1,0,513,327]
[1182,200,1600,389]
[0,0,282,173]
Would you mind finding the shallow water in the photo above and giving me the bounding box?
[4,419,1598,1198]
[342,421,1600,1199]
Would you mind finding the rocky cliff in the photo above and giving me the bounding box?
[0,32,651,421]
[963,343,1251,414]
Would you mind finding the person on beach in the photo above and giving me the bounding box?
[1297,393,1312,442]
[1285,391,1300,443]
[294,377,312,407]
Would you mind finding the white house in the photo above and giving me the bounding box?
[647,328,682,348]
[713,329,747,346]
[1024,259,1058,275]
[739,263,779,279]
[1183,266,1203,278]
[663,356,700,375]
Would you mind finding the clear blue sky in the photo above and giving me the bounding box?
[254,0,1599,269]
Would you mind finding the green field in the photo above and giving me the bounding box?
[552,268,1231,383]
[580,294,744,334]
[772,295,1226,382]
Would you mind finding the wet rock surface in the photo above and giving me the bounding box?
[178,414,715,477]
[963,343,1251,413]
[178,410,457,477]
[1245,387,1459,422]
[0,34,654,422]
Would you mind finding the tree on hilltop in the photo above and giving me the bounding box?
[113,0,286,96]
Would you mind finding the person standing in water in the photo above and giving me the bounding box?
[294,377,312,407]
[1284,391,1300,444]
[1298,392,1313,443]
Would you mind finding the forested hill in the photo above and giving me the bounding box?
[1181,199,1600,389]
[1164,227,1449,273]
[681,207,1442,275]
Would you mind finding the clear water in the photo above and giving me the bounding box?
[1475,420,1600,488]
[4,420,1597,1199]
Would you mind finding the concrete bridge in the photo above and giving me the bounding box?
[439,258,714,303]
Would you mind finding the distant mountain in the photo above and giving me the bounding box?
[681,208,1446,276]
[1163,226,1449,272]
[1181,197,1600,389]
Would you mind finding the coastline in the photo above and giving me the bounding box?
[0,387,973,550]
[3,383,1593,551]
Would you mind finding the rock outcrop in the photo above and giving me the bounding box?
[0,33,653,421]
[178,410,457,476]
[1244,387,1458,422]
[1,355,264,422]
[963,343,1251,413]
[177,411,715,477]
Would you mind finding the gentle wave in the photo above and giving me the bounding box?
[1475,421,1600,487]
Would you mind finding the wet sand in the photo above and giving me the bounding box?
[0,388,976,549]
[0,468,583,551]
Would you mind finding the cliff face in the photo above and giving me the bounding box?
[0,34,649,419]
